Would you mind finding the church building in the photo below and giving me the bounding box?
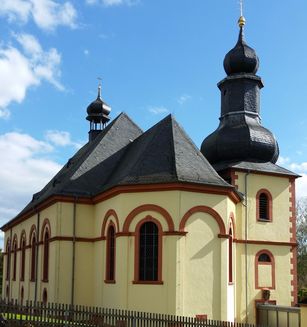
[1,16,299,324]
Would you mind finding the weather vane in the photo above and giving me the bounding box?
[97,77,102,97]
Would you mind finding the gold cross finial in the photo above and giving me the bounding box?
[238,0,246,27]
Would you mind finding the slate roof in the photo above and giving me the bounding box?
[7,113,233,225]
[213,161,299,177]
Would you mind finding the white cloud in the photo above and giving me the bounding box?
[0,132,61,227]
[86,0,139,7]
[0,130,83,234]
[45,130,82,149]
[0,0,77,31]
[149,106,169,115]
[177,94,191,105]
[277,156,290,166]
[0,33,63,117]
[296,173,307,200]
[278,156,307,199]
[289,162,307,172]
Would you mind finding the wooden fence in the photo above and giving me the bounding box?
[0,300,261,327]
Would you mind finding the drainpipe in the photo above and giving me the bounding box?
[244,171,250,323]
[34,211,40,303]
[71,197,77,306]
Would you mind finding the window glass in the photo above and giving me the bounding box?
[139,222,158,281]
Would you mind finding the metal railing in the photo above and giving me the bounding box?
[257,304,301,327]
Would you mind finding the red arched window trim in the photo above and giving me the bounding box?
[256,189,273,222]
[12,235,18,281]
[133,216,163,285]
[5,238,11,281]
[20,232,26,281]
[105,223,116,283]
[255,250,275,289]
[42,227,50,282]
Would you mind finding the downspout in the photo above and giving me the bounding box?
[244,171,250,323]
[71,197,77,306]
[34,211,40,303]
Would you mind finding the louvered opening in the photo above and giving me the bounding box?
[259,193,269,220]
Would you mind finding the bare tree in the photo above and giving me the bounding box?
[297,198,307,299]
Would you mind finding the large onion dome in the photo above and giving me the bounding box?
[201,16,279,165]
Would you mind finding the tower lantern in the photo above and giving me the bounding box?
[86,81,111,141]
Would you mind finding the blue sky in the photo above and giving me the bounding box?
[0,0,307,238]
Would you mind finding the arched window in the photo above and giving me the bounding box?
[138,221,160,282]
[30,233,36,281]
[20,286,24,305]
[12,236,18,281]
[20,233,26,281]
[256,189,272,222]
[255,250,275,289]
[105,224,116,282]
[228,228,233,284]
[5,238,11,281]
[42,288,48,304]
[43,228,50,282]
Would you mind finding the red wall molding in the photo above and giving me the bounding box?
[101,209,120,237]
[123,204,174,233]
[179,206,226,235]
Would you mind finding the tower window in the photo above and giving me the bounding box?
[255,250,275,289]
[259,253,271,263]
[259,193,268,219]
[105,224,116,282]
[256,189,272,222]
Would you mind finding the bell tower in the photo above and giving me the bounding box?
[86,81,111,142]
[201,16,279,165]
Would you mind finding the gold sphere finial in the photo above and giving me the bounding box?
[238,15,246,27]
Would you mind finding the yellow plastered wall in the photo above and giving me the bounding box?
[235,172,291,242]
[233,171,294,324]
[2,204,58,302]
[92,190,232,319]
[181,212,221,319]
[3,188,238,322]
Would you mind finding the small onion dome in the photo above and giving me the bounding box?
[223,18,259,76]
[86,84,111,123]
